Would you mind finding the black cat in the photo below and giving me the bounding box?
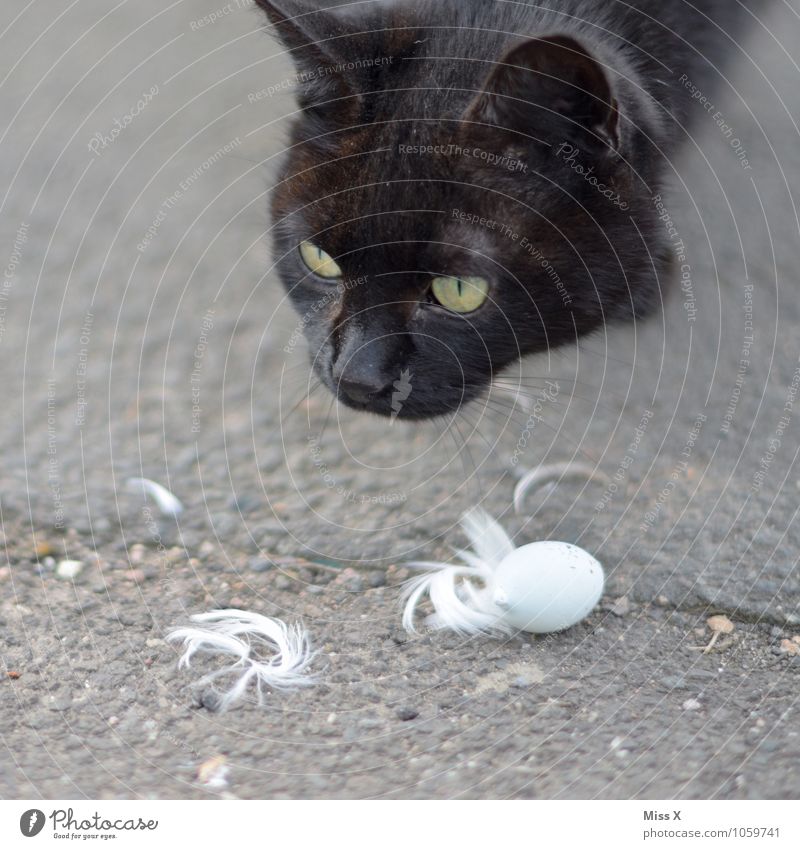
[257,0,761,419]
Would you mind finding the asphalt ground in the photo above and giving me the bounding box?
[0,0,799,799]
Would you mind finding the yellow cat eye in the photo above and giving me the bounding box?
[431,276,490,314]
[299,240,343,279]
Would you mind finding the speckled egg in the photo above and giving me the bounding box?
[491,541,604,633]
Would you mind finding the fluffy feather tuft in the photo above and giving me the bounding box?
[460,507,515,567]
[402,510,511,636]
[167,609,315,711]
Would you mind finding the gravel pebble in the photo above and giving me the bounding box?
[56,560,84,579]
[395,706,419,721]
[248,557,273,573]
[368,571,387,588]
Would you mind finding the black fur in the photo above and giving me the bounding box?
[257,0,762,419]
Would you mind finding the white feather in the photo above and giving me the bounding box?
[402,509,512,636]
[460,507,515,567]
[167,609,315,711]
[512,463,606,514]
[128,477,184,517]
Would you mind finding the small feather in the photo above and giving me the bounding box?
[513,463,606,513]
[402,510,514,636]
[459,507,515,567]
[128,477,184,517]
[167,609,315,711]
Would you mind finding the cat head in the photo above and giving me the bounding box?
[257,0,667,420]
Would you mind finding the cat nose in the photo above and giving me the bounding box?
[334,373,390,407]
[330,324,400,408]
[331,347,391,407]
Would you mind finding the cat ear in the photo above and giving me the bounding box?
[256,1,346,61]
[256,1,360,115]
[466,35,620,151]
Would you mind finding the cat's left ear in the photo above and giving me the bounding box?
[466,35,620,151]
[255,1,365,116]
[256,1,351,61]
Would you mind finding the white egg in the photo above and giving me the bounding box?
[491,541,604,633]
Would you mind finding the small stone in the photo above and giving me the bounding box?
[197,754,229,788]
[48,693,73,712]
[345,576,364,593]
[34,541,55,558]
[395,706,419,721]
[248,557,273,573]
[368,570,387,588]
[166,547,186,565]
[228,494,261,513]
[7,670,21,679]
[274,575,292,591]
[128,544,147,565]
[610,596,630,617]
[682,698,702,711]
[196,688,222,712]
[780,639,800,656]
[124,569,146,584]
[56,559,84,579]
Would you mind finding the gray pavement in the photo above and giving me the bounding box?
[0,0,799,799]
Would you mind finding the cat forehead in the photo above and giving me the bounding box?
[287,122,534,204]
